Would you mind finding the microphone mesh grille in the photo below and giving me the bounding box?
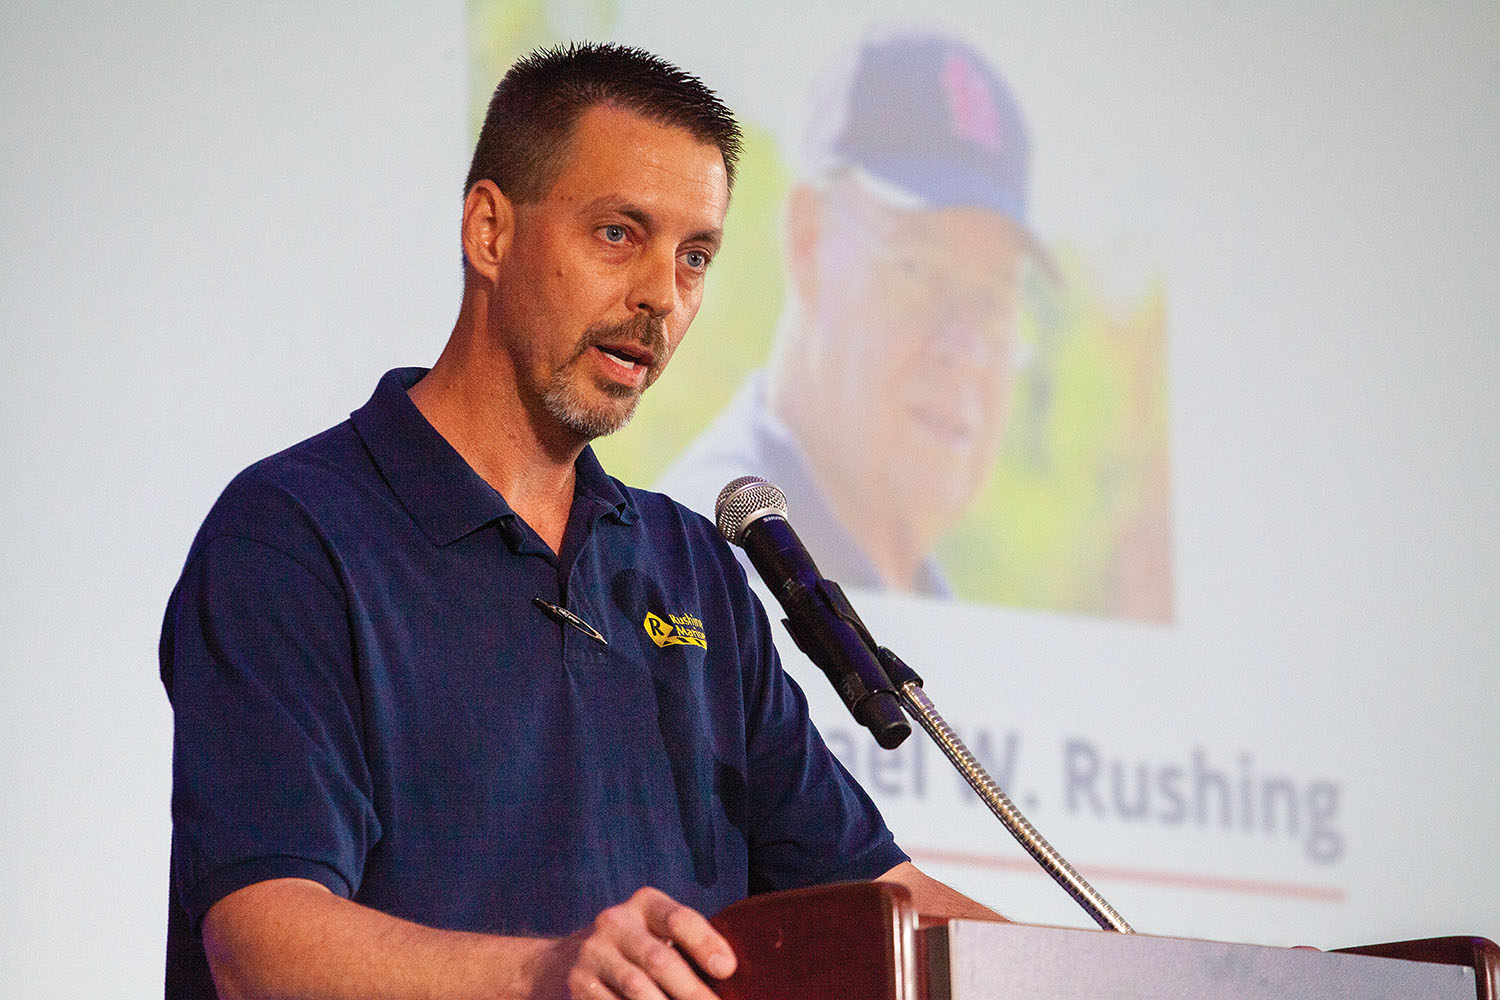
[714,476,788,545]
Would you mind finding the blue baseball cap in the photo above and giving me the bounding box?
[806,31,1053,270]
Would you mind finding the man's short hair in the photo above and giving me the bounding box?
[465,42,742,203]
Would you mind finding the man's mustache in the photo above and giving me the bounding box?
[578,313,669,373]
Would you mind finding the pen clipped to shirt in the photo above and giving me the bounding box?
[532,596,608,646]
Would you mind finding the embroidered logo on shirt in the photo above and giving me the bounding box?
[643,611,707,650]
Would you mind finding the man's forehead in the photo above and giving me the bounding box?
[836,178,1020,251]
[551,105,728,202]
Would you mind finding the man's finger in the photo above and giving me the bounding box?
[636,890,736,980]
[617,929,721,1000]
[572,935,667,1000]
[567,971,622,1000]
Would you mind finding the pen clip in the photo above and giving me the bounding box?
[532,596,608,646]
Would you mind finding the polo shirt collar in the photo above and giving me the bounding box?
[572,438,637,527]
[737,370,952,597]
[350,368,637,547]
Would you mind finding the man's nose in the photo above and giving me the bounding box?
[631,249,676,319]
[931,315,1002,367]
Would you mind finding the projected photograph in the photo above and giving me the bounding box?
[469,2,1175,623]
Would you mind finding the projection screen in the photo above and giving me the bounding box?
[1,3,1495,996]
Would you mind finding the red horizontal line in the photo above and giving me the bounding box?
[906,846,1348,903]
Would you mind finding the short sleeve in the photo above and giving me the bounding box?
[162,512,381,927]
[736,585,908,892]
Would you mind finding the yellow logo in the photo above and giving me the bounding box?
[643,611,707,650]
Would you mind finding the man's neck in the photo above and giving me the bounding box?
[408,348,582,555]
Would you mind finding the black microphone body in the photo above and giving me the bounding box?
[719,485,910,749]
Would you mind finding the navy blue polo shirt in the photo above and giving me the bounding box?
[161,368,904,992]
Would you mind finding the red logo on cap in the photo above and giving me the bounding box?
[942,50,1002,153]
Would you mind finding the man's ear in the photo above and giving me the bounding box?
[460,180,515,284]
[784,183,823,308]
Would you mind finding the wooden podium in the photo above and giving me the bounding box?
[708,882,1498,999]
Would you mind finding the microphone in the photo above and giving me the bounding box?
[715,476,910,749]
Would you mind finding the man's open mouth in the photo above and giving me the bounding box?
[909,404,978,448]
[596,343,651,367]
[592,342,657,383]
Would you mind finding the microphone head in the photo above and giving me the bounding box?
[714,476,788,546]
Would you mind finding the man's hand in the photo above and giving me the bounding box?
[877,861,1008,923]
[536,887,737,1000]
[202,879,735,1000]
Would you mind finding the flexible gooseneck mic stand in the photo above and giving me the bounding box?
[876,645,1133,934]
[715,475,1133,934]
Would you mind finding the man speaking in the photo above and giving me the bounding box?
[161,43,993,1000]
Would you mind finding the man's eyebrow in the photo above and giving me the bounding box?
[583,197,724,252]
[688,226,724,255]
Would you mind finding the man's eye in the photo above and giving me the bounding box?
[602,224,628,243]
[684,250,709,270]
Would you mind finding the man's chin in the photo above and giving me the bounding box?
[885,447,986,523]
[542,385,642,441]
